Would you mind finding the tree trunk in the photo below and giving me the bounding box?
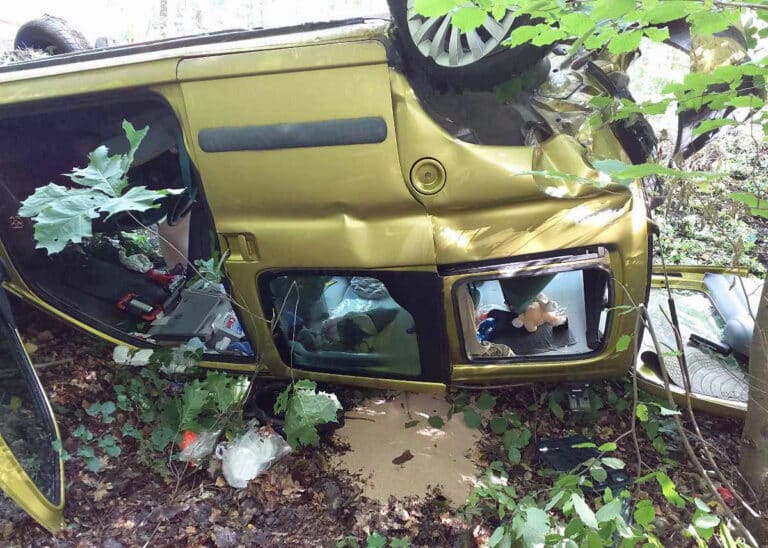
[740,278,768,538]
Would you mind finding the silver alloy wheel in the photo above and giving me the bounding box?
[405,0,516,67]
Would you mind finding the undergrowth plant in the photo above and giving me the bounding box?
[18,120,182,254]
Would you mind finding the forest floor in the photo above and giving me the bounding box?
[1,301,750,548]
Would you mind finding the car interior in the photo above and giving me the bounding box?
[641,285,750,404]
[455,268,611,361]
[268,274,422,377]
[0,93,254,359]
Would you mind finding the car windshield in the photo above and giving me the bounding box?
[0,0,389,52]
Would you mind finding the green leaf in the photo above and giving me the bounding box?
[559,12,593,35]
[505,24,567,47]
[548,398,564,420]
[73,424,94,441]
[178,381,209,431]
[99,186,172,219]
[694,498,711,513]
[413,0,456,17]
[643,26,670,42]
[595,498,623,523]
[607,29,643,54]
[503,428,532,450]
[634,499,656,527]
[120,120,149,173]
[151,425,177,453]
[76,446,96,459]
[572,442,598,449]
[490,416,508,434]
[121,422,143,440]
[592,0,635,21]
[98,434,117,447]
[100,401,116,416]
[592,159,717,184]
[428,415,445,429]
[104,444,122,457]
[693,512,720,529]
[656,472,686,509]
[644,1,699,24]
[18,184,91,218]
[598,442,617,452]
[590,466,608,483]
[283,387,340,448]
[68,145,126,196]
[28,193,103,253]
[730,191,760,208]
[648,402,681,416]
[571,493,599,529]
[521,507,549,546]
[451,7,487,32]
[691,118,738,137]
[615,334,632,353]
[86,457,102,473]
[488,526,505,547]
[507,447,522,464]
[463,409,482,429]
[688,9,739,36]
[601,457,625,470]
[476,393,497,410]
[365,532,387,548]
[636,403,649,422]
[564,517,585,537]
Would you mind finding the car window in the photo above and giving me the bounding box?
[0,318,59,504]
[268,274,422,377]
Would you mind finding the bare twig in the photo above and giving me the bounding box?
[631,305,645,477]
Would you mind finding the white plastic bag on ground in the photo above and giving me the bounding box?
[179,430,222,462]
[216,424,292,488]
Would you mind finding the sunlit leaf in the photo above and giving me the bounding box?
[571,493,599,529]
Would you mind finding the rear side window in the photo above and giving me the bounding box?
[0,319,59,504]
[269,274,422,377]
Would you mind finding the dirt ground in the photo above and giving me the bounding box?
[0,299,750,547]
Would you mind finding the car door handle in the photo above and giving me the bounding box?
[219,233,259,262]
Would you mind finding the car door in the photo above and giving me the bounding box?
[177,39,448,390]
[0,281,64,532]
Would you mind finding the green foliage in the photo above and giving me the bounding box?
[193,250,230,284]
[18,121,182,254]
[85,401,117,424]
[615,334,632,353]
[274,380,340,448]
[110,347,248,471]
[451,383,735,547]
[463,409,483,429]
[427,415,444,428]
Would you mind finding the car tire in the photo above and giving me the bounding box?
[14,15,89,54]
[387,0,549,90]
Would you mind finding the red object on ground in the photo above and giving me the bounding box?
[180,430,197,450]
[717,486,735,506]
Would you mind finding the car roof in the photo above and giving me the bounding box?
[0,17,390,79]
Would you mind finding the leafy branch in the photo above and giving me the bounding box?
[18,120,182,254]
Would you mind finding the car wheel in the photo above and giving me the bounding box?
[14,15,89,54]
[387,0,550,89]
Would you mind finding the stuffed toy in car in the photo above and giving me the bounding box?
[511,294,567,333]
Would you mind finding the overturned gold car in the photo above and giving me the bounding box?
[0,5,757,532]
